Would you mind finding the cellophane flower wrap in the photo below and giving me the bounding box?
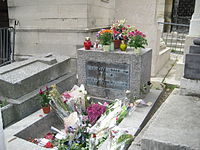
[37,84,134,150]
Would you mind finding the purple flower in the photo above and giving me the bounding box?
[87,104,106,125]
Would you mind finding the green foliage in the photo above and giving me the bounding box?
[116,106,128,125]
[0,99,8,108]
[99,32,113,45]
[117,134,133,144]
[128,35,148,49]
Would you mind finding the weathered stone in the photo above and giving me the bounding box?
[184,53,200,80]
[0,110,6,150]
[0,55,71,99]
[189,45,200,54]
[141,90,200,150]
[180,77,200,96]
[77,48,152,100]
[1,73,77,128]
[99,89,162,150]
[193,37,200,45]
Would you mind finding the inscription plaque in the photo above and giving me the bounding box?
[86,61,130,90]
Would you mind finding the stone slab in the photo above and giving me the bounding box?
[189,45,200,54]
[184,53,200,80]
[141,90,200,150]
[4,110,50,150]
[1,73,77,128]
[0,55,71,99]
[99,89,162,150]
[77,48,152,100]
[180,77,200,96]
[0,110,6,150]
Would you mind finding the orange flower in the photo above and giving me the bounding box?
[100,29,113,35]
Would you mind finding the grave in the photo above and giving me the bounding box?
[4,89,162,150]
[0,54,77,127]
[77,48,152,100]
[181,37,200,95]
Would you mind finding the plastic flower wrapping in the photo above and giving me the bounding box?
[31,85,152,150]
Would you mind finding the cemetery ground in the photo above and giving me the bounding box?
[1,51,200,150]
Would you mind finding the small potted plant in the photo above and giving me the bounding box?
[39,87,51,114]
[128,29,148,53]
[97,29,113,51]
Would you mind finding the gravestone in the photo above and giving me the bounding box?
[181,37,200,95]
[77,48,152,100]
[0,54,77,127]
[184,38,200,80]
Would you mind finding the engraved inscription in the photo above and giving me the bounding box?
[86,61,130,90]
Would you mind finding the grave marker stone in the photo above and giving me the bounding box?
[184,37,200,80]
[77,48,152,100]
[181,37,200,95]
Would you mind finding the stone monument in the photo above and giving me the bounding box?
[0,54,77,127]
[77,48,152,100]
[181,37,200,96]
[0,110,6,150]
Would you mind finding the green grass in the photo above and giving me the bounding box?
[0,99,8,108]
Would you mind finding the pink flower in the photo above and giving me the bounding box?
[44,133,54,140]
[63,92,71,99]
[103,102,109,106]
[87,104,106,125]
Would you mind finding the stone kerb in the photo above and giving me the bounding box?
[77,48,152,100]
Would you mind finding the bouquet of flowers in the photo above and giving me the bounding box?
[96,29,113,45]
[128,29,148,49]
[35,85,142,150]
[111,19,135,42]
[108,126,133,150]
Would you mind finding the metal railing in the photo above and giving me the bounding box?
[158,22,190,53]
[0,27,15,67]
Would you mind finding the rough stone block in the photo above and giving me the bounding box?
[77,48,152,99]
[189,45,200,54]
[184,53,200,80]
[180,77,200,96]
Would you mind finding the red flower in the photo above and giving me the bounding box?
[45,142,54,148]
[39,89,44,95]
[46,86,49,91]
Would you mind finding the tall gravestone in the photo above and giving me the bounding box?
[181,37,200,95]
[77,48,152,100]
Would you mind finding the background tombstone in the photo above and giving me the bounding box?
[181,37,200,95]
